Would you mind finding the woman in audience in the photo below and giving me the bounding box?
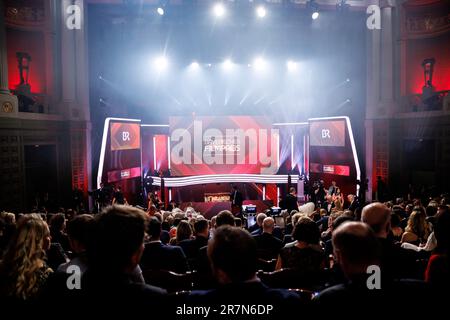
[276,217,325,272]
[0,214,52,301]
[401,207,431,245]
[49,213,70,252]
[425,210,450,289]
[0,212,16,256]
[170,220,193,245]
[390,212,404,242]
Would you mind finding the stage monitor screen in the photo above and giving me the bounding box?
[169,116,278,176]
[309,120,346,147]
[110,122,141,151]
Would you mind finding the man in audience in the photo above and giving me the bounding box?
[215,210,236,227]
[179,219,209,261]
[361,202,417,279]
[347,194,359,212]
[250,212,267,236]
[78,205,166,314]
[57,214,93,274]
[140,217,189,274]
[314,221,432,316]
[253,217,283,260]
[188,226,301,316]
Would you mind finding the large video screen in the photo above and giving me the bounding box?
[309,120,346,147]
[110,122,141,151]
[169,116,279,176]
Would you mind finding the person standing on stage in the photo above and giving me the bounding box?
[283,187,299,214]
[230,185,243,216]
[112,185,127,205]
[328,181,339,196]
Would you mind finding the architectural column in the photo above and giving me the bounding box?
[0,0,18,117]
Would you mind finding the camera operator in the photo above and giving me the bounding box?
[314,180,327,207]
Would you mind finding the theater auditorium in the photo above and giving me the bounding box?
[0,0,449,317]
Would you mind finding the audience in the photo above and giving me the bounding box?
[57,214,93,274]
[253,217,283,260]
[401,207,431,245]
[276,217,325,272]
[188,226,301,316]
[49,213,70,252]
[361,202,418,279]
[140,217,189,273]
[0,214,52,301]
[249,212,267,235]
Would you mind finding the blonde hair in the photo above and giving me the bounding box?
[405,209,430,242]
[0,214,51,300]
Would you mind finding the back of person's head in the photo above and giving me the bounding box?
[332,221,381,278]
[256,213,267,227]
[0,214,51,299]
[434,210,450,254]
[176,220,192,242]
[293,217,320,244]
[289,187,296,194]
[216,210,235,227]
[88,205,147,273]
[208,226,257,283]
[332,215,354,231]
[426,205,437,217]
[406,209,428,238]
[148,217,162,239]
[194,219,209,235]
[361,202,391,238]
[49,213,66,232]
[66,214,94,252]
[291,212,305,227]
[390,212,401,228]
[262,217,275,233]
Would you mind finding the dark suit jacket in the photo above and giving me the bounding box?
[188,281,302,318]
[178,236,209,259]
[140,241,189,274]
[283,193,298,214]
[253,232,283,260]
[251,227,263,236]
[230,190,243,206]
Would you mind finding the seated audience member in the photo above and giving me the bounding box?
[76,205,166,314]
[314,221,433,316]
[253,217,283,260]
[249,213,267,235]
[188,226,301,315]
[141,217,189,273]
[215,210,236,227]
[49,213,70,252]
[324,215,355,258]
[390,212,403,242]
[401,207,431,245]
[362,203,417,279]
[282,212,306,245]
[178,219,209,261]
[196,211,235,276]
[425,210,450,289]
[0,212,16,256]
[169,220,192,245]
[347,194,359,212]
[234,217,243,228]
[276,217,325,272]
[0,214,52,302]
[57,214,93,274]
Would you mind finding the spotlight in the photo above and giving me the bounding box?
[207,63,212,67]
[223,59,233,70]
[256,6,266,18]
[287,61,298,72]
[213,3,226,18]
[153,56,168,71]
[346,99,351,103]
[190,61,200,69]
[157,7,164,16]
[253,57,266,71]
[346,78,350,83]
[98,75,103,80]
[308,0,320,20]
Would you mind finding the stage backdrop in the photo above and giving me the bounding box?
[169,116,279,176]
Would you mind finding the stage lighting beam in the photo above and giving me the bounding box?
[153,56,169,71]
[157,7,164,16]
[213,3,226,18]
[256,6,266,18]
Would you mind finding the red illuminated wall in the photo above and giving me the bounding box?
[405,33,450,94]
[6,28,46,93]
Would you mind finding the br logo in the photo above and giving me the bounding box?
[122,131,131,141]
[321,129,331,139]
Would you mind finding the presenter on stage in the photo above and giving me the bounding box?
[282,187,299,215]
[230,185,244,216]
